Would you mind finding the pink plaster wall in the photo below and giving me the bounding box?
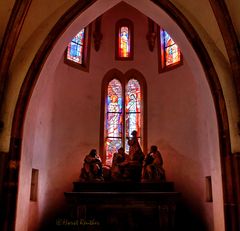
[17,62,56,231]
[17,2,223,231]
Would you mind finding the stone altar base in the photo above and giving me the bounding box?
[63,182,180,231]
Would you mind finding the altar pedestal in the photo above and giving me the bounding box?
[64,182,180,231]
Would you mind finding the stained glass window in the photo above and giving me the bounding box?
[159,28,182,71]
[119,26,130,58]
[105,78,142,165]
[116,19,133,60]
[105,79,123,166]
[125,79,141,153]
[65,26,91,71]
[67,29,85,64]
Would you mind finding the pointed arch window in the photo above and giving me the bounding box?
[105,79,123,165]
[65,26,91,71]
[125,79,141,153]
[115,19,134,60]
[158,27,183,72]
[101,70,146,166]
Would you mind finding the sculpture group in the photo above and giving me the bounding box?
[80,130,166,182]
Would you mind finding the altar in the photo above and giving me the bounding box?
[64,182,180,231]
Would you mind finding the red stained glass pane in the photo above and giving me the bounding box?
[165,44,181,66]
[106,112,123,138]
[125,79,141,151]
[105,79,123,165]
[107,79,123,112]
[119,26,130,58]
[164,31,175,47]
[160,29,181,67]
[126,79,141,113]
[125,113,141,138]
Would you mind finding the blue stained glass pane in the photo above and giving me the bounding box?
[106,138,122,166]
[67,28,85,64]
[107,113,122,137]
[73,29,85,44]
[164,31,174,47]
[70,43,79,57]
[160,28,181,66]
[79,29,85,44]
[107,96,122,112]
[160,30,164,47]
[126,113,141,138]
[72,37,78,43]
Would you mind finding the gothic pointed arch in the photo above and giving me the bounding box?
[100,69,147,165]
[3,1,234,230]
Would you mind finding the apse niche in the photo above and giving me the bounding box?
[16,2,224,231]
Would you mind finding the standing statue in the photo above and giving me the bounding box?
[80,149,104,182]
[142,145,166,182]
[119,130,144,181]
[127,130,144,162]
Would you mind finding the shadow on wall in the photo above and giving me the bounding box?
[38,202,70,231]
[157,140,211,231]
[175,202,207,231]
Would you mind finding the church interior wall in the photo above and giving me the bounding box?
[14,3,225,230]
[0,0,238,155]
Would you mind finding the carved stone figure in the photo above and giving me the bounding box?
[80,149,104,182]
[119,130,144,181]
[127,130,144,162]
[142,145,166,182]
